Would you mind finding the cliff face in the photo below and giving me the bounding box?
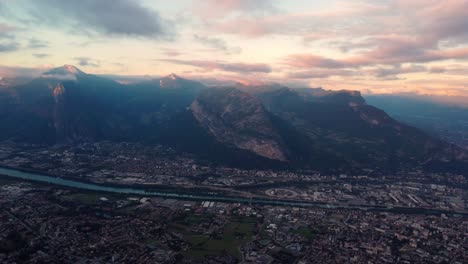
[190,87,288,161]
[52,83,66,139]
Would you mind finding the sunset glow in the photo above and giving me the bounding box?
[1,0,468,97]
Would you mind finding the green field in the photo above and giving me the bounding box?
[170,215,257,259]
[292,226,316,239]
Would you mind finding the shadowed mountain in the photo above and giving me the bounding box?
[0,66,205,143]
[0,65,126,142]
[248,86,467,172]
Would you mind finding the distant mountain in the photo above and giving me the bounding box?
[366,95,468,150]
[129,73,206,112]
[159,73,205,91]
[0,65,466,174]
[42,64,86,78]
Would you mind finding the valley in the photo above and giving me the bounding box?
[1,141,466,215]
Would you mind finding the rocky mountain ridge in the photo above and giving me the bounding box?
[0,66,466,173]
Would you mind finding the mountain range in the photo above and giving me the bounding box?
[0,65,466,174]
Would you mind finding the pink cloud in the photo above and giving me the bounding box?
[202,0,468,55]
[287,69,357,79]
[161,49,182,57]
[284,54,345,68]
[203,2,397,38]
[0,23,17,32]
[162,59,272,74]
[192,0,276,18]
[285,45,468,70]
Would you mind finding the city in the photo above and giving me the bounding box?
[1,177,466,263]
[0,141,467,263]
[0,142,466,214]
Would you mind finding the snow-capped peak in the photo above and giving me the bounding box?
[159,73,185,89]
[43,65,85,76]
[41,65,86,81]
[63,65,80,74]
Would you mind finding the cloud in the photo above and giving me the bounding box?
[392,0,468,45]
[33,53,50,58]
[193,34,227,51]
[203,0,468,52]
[369,86,468,99]
[203,2,389,37]
[3,0,171,38]
[162,59,272,74]
[0,23,15,32]
[345,36,468,66]
[284,45,468,70]
[28,38,48,49]
[193,0,277,18]
[191,0,282,37]
[428,65,468,76]
[41,74,77,81]
[0,41,19,52]
[193,34,242,54]
[210,17,279,37]
[74,57,100,67]
[428,67,446,74]
[284,54,346,69]
[1,0,468,99]
[287,69,357,79]
[0,65,47,78]
[0,23,17,39]
[370,65,427,78]
[0,37,48,53]
[161,49,182,57]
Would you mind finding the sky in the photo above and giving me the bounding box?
[1,0,468,97]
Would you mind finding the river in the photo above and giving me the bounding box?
[0,167,466,216]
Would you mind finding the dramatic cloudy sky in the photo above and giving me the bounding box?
[1,0,468,96]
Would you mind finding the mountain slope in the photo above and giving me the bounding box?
[0,65,130,142]
[0,67,207,143]
[0,67,466,173]
[251,86,466,171]
[190,87,288,161]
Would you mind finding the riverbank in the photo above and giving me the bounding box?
[1,166,467,217]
